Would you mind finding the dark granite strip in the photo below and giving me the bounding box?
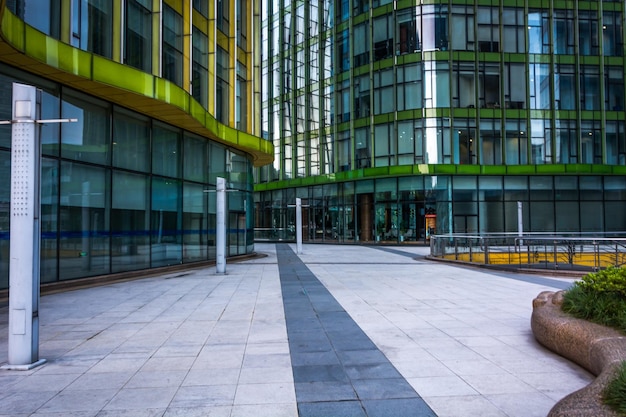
[276,244,437,417]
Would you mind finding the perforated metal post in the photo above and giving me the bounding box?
[295,198,303,254]
[3,83,76,370]
[5,83,44,370]
[216,177,226,274]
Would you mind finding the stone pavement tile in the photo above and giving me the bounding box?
[294,381,357,402]
[244,342,290,355]
[439,358,503,376]
[231,403,298,417]
[407,375,479,397]
[151,344,203,357]
[361,398,437,417]
[87,356,147,373]
[65,371,134,391]
[169,385,237,408]
[124,370,187,388]
[234,382,296,405]
[103,387,178,410]
[343,363,403,380]
[241,352,291,368]
[162,405,231,417]
[516,370,595,401]
[336,349,388,366]
[298,400,367,417]
[290,350,341,366]
[38,389,118,413]
[392,359,456,378]
[0,390,59,415]
[182,368,240,386]
[462,373,537,395]
[424,395,508,417]
[352,377,420,400]
[141,356,196,371]
[292,364,348,383]
[238,365,293,384]
[5,372,78,392]
[95,409,164,417]
[485,392,556,417]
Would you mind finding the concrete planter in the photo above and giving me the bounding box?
[531,290,626,417]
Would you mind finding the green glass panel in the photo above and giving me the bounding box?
[456,165,481,174]
[93,57,154,96]
[58,45,92,78]
[507,165,536,174]
[536,164,565,173]
[591,165,613,174]
[433,165,456,174]
[1,10,25,51]
[155,78,189,112]
[189,99,206,125]
[24,25,49,62]
[389,165,413,175]
[481,165,507,174]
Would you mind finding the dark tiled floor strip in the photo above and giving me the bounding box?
[276,244,437,417]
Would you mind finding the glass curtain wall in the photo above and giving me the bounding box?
[0,70,253,290]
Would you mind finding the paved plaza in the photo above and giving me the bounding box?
[0,243,592,416]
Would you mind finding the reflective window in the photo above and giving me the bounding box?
[163,4,184,86]
[553,10,574,55]
[579,10,599,56]
[453,119,477,165]
[151,177,182,267]
[528,9,549,54]
[580,121,602,164]
[71,0,113,58]
[373,69,394,115]
[59,162,110,279]
[555,120,577,163]
[479,119,501,165]
[605,66,624,111]
[505,120,527,165]
[353,23,370,67]
[606,122,626,165]
[184,134,208,182]
[236,61,247,130]
[503,63,525,109]
[397,63,422,111]
[529,63,551,110]
[193,0,208,17]
[216,46,230,124]
[183,182,208,262]
[450,6,474,51]
[397,8,419,54]
[354,74,371,118]
[530,119,552,164]
[554,64,576,110]
[477,7,499,52]
[152,123,181,178]
[419,5,448,51]
[112,109,150,172]
[192,28,209,108]
[217,0,230,34]
[452,62,475,108]
[603,11,623,56]
[502,8,524,53]
[125,0,152,73]
[11,0,61,38]
[61,90,110,165]
[111,171,149,273]
[373,15,393,61]
[580,65,600,111]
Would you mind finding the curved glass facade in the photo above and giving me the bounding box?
[0,1,270,290]
[255,0,626,243]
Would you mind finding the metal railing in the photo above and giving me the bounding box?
[430,233,626,272]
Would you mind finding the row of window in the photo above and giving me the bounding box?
[335,61,624,123]
[255,175,626,243]
[10,0,249,127]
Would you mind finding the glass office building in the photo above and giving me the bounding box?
[0,1,272,290]
[256,0,626,243]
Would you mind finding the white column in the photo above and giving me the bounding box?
[295,198,303,254]
[216,177,226,274]
[5,83,45,369]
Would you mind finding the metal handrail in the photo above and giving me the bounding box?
[430,233,626,271]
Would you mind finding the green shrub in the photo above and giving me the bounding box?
[604,361,626,414]
[562,266,626,334]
